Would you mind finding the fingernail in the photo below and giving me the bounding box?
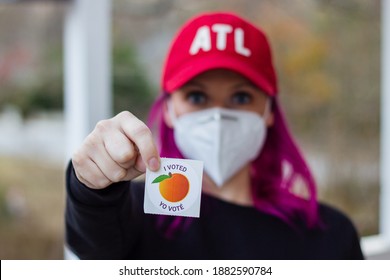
[148,157,160,171]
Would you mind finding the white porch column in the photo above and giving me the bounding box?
[362,0,390,258]
[380,0,390,246]
[64,0,112,161]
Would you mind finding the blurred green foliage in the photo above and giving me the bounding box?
[0,44,154,119]
[0,44,64,118]
[112,44,155,120]
[6,80,63,118]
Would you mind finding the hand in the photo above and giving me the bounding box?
[72,111,160,189]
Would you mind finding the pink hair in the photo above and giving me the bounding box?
[148,93,319,238]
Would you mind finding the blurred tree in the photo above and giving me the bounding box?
[112,44,155,120]
[0,45,63,118]
[0,43,154,120]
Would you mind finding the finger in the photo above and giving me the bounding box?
[73,157,111,189]
[87,141,127,183]
[118,112,160,171]
[122,166,143,181]
[134,153,147,173]
[103,129,137,169]
[121,154,147,181]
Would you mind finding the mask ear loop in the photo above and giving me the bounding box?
[263,98,272,120]
[167,99,178,126]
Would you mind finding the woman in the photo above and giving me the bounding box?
[66,12,364,259]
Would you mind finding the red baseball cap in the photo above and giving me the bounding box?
[161,12,278,96]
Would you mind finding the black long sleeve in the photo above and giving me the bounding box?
[65,161,364,260]
[65,162,142,259]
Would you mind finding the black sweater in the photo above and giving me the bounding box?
[65,163,364,260]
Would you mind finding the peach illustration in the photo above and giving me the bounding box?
[152,172,189,202]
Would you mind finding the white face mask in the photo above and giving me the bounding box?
[168,102,270,187]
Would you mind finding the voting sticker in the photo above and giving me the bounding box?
[144,158,203,218]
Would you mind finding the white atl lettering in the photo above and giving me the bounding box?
[189,26,211,54]
[212,24,233,50]
[189,24,251,57]
[234,28,251,57]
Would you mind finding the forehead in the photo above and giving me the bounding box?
[186,69,254,86]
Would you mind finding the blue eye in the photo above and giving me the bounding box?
[186,91,207,105]
[232,91,253,105]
